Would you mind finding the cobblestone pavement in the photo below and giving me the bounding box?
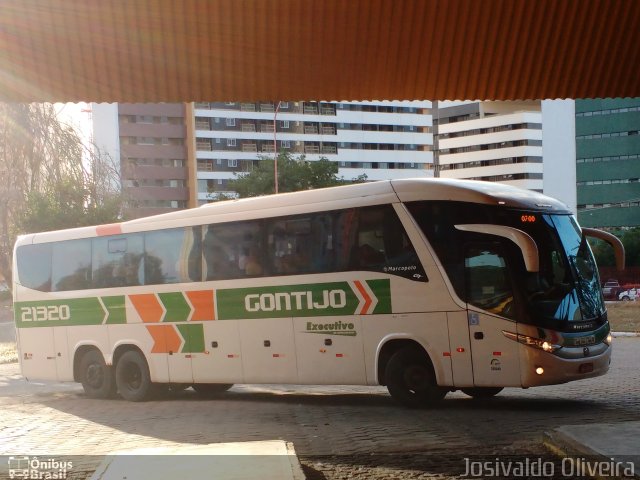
[0,338,638,479]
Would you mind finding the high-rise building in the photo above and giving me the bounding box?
[434,100,576,211]
[93,100,578,218]
[575,98,640,228]
[191,101,434,204]
[92,103,192,218]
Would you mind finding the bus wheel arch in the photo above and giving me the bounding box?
[75,346,117,399]
[113,345,154,402]
[379,340,446,408]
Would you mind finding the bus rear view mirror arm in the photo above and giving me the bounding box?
[582,228,625,271]
[455,224,539,273]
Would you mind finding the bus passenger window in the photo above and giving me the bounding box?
[266,213,336,276]
[145,228,201,285]
[203,221,264,280]
[53,239,92,291]
[345,205,427,281]
[16,243,52,291]
[92,235,144,288]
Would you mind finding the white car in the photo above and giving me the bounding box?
[618,288,638,301]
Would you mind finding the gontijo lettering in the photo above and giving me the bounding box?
[245,289,347,312]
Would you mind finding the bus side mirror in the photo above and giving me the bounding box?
[455,224,540,273]
[582,228,625,271]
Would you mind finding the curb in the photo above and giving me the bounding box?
[612,332,640,337]
[544,427,640,480]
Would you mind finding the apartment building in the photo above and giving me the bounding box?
[575,98,640,228]
[92,103,191,218]
[434,100,576,211]
[434,101,544,190]
[93,100,579,218]
[192,101,434,203]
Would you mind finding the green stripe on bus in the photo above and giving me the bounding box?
[177,323,205,353]
[216,280,392,320]
[367,279,392,314]
[158,292,191,322]
[102,296,126,324]
[15,298,105,327]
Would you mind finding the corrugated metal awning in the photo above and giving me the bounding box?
[1,0,638,102]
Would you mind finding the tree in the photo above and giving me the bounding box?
[590,228,640,268]
[0,103,123,284]
[224,152,366,199]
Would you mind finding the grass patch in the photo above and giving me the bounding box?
[0,341,17,364]
[607,302,640,332]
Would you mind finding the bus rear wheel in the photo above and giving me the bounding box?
[115,350,153,402]
[462,387,503,399]
[192,383,233,396]
[79,349,116,399]
[385,347,446,408]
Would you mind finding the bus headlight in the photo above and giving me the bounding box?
[604,333,613,345]
[503,331,561,353]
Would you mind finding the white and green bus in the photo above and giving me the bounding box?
[12,179,623,407]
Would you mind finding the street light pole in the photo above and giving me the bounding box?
[273,101,281,194]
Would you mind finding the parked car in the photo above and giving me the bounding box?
[602,280,622,300]
[618,288,638,301]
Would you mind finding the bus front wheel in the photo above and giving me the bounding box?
[115,350,153,402]
[79,349,116,399]
[385,347,446,408]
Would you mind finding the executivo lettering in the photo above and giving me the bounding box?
[305,320,357,336]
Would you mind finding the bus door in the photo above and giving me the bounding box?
[464,243,521,387]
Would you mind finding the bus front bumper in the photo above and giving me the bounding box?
[520,342,611,387]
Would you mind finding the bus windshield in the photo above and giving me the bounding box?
[524,214,604,324]
[407,201,606,330]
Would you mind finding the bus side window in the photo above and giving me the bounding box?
[346,205,426,281]
[203,221,264,280]
[266,213,336,276]
[92,235,144,288]
[53,239,93,291]
[145,227,201,285]
[16,243,52,292]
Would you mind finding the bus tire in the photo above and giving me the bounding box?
[462,387,503,399]
[386,347,446,408]
[115,350,153,402]
[192,383,233,396]
[79,349,116,399]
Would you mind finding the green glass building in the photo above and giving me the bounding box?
[576,98,640,228]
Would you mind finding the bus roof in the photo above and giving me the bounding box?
[18,178,571,245]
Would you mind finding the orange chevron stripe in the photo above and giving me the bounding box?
[186,290,215,321]
[146,325,182,354]
[130,294,164,323]
[354,281,373,315]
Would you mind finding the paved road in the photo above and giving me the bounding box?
[0,338,639,479]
